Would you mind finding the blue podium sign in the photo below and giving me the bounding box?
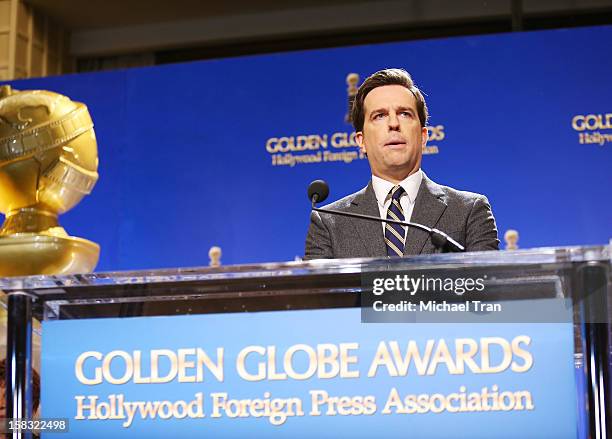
[42,308,578,438]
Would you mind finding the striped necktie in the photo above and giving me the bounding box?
[385,185,406,257]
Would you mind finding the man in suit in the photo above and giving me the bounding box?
[305,68,499,259]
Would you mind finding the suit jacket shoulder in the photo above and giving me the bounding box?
[304,183,386,259]
[320,185,367,211]
[407,175,499,254]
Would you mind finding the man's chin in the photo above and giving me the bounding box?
[383,157,413,170]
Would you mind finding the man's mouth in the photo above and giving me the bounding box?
[385,139,406,147]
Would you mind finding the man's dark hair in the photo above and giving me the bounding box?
[351,68,429,131]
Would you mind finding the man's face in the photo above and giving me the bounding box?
[356,84,428,183]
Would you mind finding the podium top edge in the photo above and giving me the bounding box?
[0,244,609,292]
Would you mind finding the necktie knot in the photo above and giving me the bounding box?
[390,185,405,202]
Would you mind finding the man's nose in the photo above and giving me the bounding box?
[388,112,400,130]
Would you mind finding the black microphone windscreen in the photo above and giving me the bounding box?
[308,180,329,203]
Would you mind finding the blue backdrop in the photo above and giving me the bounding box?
[3,25,611,270]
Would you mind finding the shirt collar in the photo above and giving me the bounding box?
[371,169,423,207]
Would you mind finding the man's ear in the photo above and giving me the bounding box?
[421,126,429,149]
[355,131,366,154]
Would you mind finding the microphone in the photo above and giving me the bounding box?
[307,179,465,253]
[307,179,329,204]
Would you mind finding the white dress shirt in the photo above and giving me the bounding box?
[371,169,423,240]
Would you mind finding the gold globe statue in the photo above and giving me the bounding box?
[0,85,100,276]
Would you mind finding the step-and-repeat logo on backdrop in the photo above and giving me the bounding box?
[266,74,443,167]
[572,113,612,146]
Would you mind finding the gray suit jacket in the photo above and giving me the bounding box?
[304,174,499,259]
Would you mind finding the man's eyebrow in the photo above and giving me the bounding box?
[368,107,388,115]
[395,106,416,112]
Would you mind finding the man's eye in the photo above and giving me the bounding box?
[373,113,385,120]
[400,111,412,117]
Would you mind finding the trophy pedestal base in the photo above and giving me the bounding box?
[0,234,99,276]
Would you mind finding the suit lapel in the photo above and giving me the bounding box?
[350,182,387,257]
[404,175,448,255]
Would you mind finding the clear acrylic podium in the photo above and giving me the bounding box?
[1,245,610,438]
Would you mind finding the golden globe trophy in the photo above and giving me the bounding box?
[0,85,100,276]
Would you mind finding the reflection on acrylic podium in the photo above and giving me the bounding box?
[1,245,610,438]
